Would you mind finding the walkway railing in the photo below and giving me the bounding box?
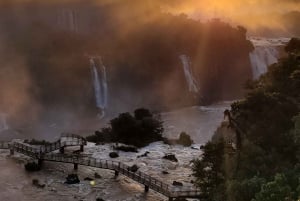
[0,134,202,199]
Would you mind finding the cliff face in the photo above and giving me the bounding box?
[0,1,253,121]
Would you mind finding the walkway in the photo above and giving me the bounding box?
[0,133,203,200]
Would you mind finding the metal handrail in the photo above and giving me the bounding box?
[0,133,202,198]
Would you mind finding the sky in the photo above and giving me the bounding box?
[159,0,300,34]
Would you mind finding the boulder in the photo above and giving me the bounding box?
[32,179,45,188]
[94,172,102,179]
[172,181,183,186]
[25,162,41,172]
[84,177,93,181]
[109,152,119,158]
[163,154,178,162]
[65,174,80,184]
[128,164,139,172]
[137,151,150,158]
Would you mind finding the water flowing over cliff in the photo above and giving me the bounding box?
[0,113,8,132]
[249,37,290,79]
[89,57,108,118]
[179,55,199,93]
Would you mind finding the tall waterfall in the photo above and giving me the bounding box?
[179,55,199,93]
[249,37,290,80]
[249,46,279,80]
[0,113,8,132]
[89,57,108,118]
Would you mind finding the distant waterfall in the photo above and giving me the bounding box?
[179,55,199,93]
[248,37,290,80]
[249,46,279,80]
[0,113,8,132]
[89,57,108,118]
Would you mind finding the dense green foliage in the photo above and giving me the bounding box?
[86,108,163,147]
[192,38,300,201]
[177,132,193,146]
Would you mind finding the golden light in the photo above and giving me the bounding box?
[90,180,96,186]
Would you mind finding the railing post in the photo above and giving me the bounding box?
[114,171,119,177]
[59,147,64,154]
[74,163,78,170]
[80,145,84,152]
[10,149,14,155]
[38,159,43,166]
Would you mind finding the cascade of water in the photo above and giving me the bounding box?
[179,55,199,93]
[0,113,8,132]
[249,46,279,79]
[89,57,108,118]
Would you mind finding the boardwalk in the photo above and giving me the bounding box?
[0,134,203,200]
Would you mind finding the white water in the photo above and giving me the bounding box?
[0,113,8,132]
[0,102,231,200]
[90,57,108,118]
[249,37,290,80]
[179,55,199,93]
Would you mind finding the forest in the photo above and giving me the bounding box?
[192,38,300,201]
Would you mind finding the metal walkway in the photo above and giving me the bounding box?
[0,134,202,200]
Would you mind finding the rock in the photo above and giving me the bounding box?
[25,162,41,172]
[162,171,169,175]
[137,151,150,158]
[65,174,80,184]
[32,179,45,188]
[94,172,102,179]
[128,164,139,172]
[172,181,183,186]
[109,152,119,158]
[174,198,188,201]
[84,177,93,181]
[163,154,178,162]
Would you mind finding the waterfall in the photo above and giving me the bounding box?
[89,57,108,118]
[248,37,290,80]
[249,46,279,80]
[0,113,8,132]
[179,55,199,93]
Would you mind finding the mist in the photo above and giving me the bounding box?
[0,0,254,139]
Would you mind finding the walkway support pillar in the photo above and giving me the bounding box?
[59,147,64,154]
[38,159,43,166]
[115,171,119,177]
[145,185,149,192]
[74,163,78,170]
[80,145,84,152]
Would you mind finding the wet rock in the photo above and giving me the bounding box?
[172,181,183,186]
[109,152,119,158]
[163,154,178,162]
[32,179,45,188]
[84,177,93,181]
[174,198,188,201]
[137,151,150,158]
[25,162,41,172]
[94,172,102,179]
[128,164,139,172]
[65,174,80,184]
